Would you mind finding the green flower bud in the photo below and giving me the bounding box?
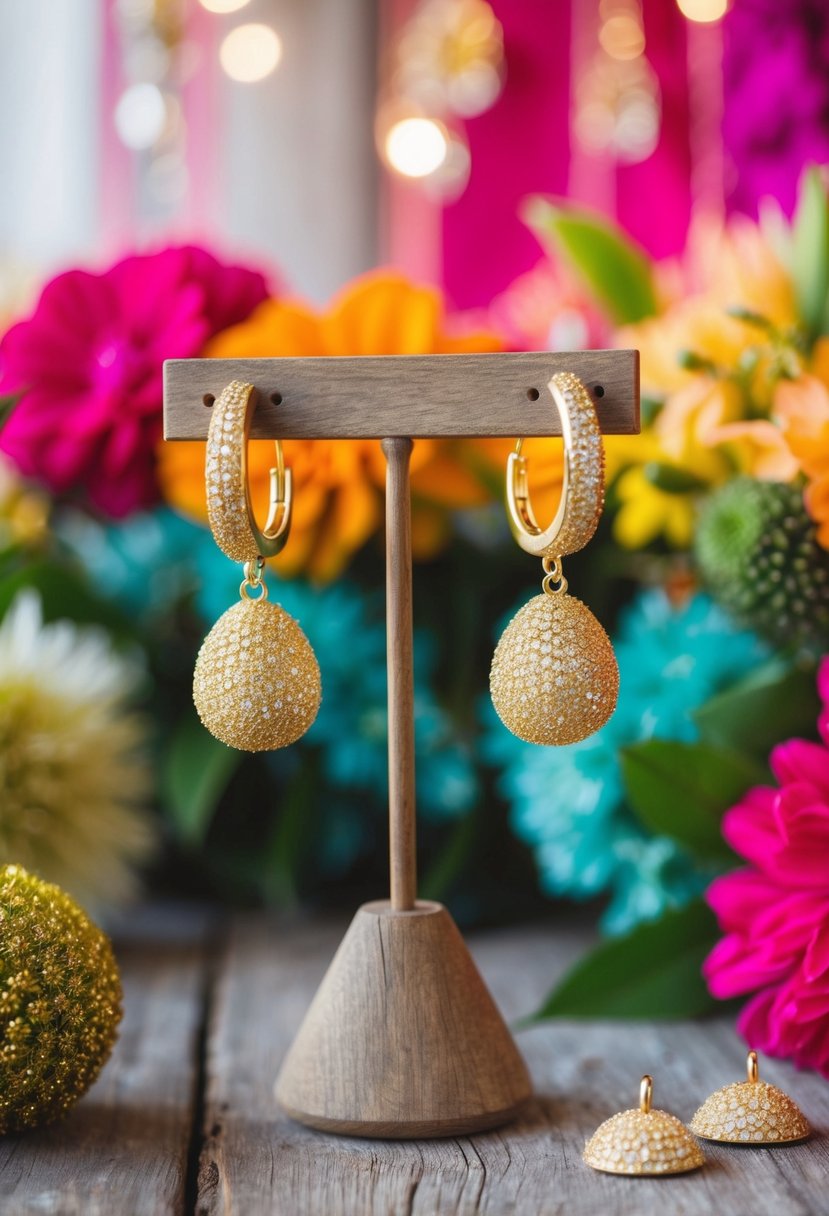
[695,477,829,652]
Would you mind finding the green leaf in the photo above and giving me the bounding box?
[792,165,829,341]
[523,197,658,324]
[421,810,478,902]
[694,660,820,758]
[161,713,242,845]
[726,306,774,331]
[642,461,708,494]
[0,559,136,640]
[677,349,718,373]
[528,900,719,1022]
[0,392,23,430]
[640,395,664,427]
[262,751,320,905]
[620,740,762,860]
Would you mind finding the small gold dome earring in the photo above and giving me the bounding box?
[193,380,321,751]
[490,372,619,746]
[583,1075,705,1176]
[690,1051,810,1145]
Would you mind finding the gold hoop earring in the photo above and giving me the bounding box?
[205,380,292,562]
[490,372,618,746]
[193,381,321,751]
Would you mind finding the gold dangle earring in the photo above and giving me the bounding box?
[490,371,619,746]
[193,380,321,751]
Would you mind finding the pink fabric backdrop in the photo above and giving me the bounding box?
[441,0,694,309]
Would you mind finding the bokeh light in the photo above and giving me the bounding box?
[384,116,448,178]
[114,82,167,151]
[676,0,730,22]
[219,23,282,83]
[599,13,646,61]
[198,0,252,12]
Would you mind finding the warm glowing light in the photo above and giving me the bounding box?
[114,83,167,150]
[575,54,660,164]
[384,117,448,178]
[599,14,646,60]
[676,0,730,22]
[199,0,251,12]
[220,23,282,83]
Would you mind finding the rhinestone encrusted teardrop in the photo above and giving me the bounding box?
[193,598,321,751]
[490,592,618,746]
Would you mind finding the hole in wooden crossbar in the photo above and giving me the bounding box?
[270,392,283,406]
[593,384,605,398]
[526,387,540,401]
[203,393,215,407]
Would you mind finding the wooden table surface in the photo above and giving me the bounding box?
[0,907,826,1216]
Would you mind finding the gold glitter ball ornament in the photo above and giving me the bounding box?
[0,864,122,1135]
[690,1051,810,1144]
[490,592,619,745]
[584,1076,705,1176]
[193,597,321,751]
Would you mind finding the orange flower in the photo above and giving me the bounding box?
[781,368,829,547]
[159,272,515,580]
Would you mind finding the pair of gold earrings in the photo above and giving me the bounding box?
[193,372,619,753]
[584,1053,810,1177]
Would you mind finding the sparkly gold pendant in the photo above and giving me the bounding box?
[490,589,619,746]
[690,1051,810,1145]
[584,1076,705,1176]
[193,596,321,752]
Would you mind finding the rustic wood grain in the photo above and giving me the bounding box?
[163,351,639,440]
[382,439,417,912]
[274,901,532,1137]
[200,918,829,1216]
[0,906,209,1216]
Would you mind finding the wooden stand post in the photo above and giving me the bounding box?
[163,350,640,1139]
[382,437,417,911]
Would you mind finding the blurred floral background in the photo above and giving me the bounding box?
[2,0,829,1078]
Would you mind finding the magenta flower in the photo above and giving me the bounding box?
[704,659,829,1076]
[0,246,268,517]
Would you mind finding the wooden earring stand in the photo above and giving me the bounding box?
[164,349,639,1139]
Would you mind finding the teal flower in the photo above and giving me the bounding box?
[57,507,199,618]
[483,591,768,934]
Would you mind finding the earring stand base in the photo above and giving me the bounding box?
[274,900,532,1139]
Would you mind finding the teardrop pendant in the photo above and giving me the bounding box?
[193,598,321,751]
[490,592,618,746]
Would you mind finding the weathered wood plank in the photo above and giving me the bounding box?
[163,351,640,440]
[200,917,829,1216]
[0,906,209,1216]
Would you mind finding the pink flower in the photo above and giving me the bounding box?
[0,246,268,517]
[488,260,608,352]
[704,657,829,1075]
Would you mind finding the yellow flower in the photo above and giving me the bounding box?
[614,466,694,549]
[609,216,824,548]
[692,214,796,328]
[611,432,725,550]
[158,272,504,580]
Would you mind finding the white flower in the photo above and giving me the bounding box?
[0,591,155,909]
